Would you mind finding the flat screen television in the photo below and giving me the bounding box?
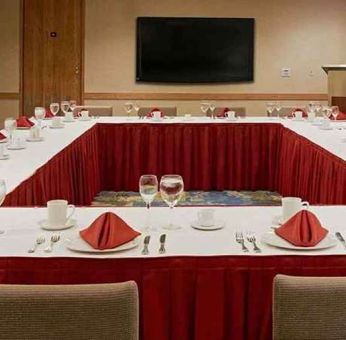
[136,17,254,83]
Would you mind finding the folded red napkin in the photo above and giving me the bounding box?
[217,107,230,118]
[275,210,328,247]
[146,108,164,118]
[0,132,6,140]
[16,116,34,128]
[290,108,308,118]
[80,212,141,250]
[45,109,54,118]
[330,111,346,120]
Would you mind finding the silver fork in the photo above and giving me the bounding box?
[44,234,60,253]
[159,234,166,254]
[141,235,151,255]
[28,236,45,253]
[235,232,249,252]
[246,233,261,253]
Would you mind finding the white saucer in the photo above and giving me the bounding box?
[67,235,141,253]
[26,137,44,142]
[16,127,31,130]
[319,126,333,130]
[7,145,26,150]
[292,118,305,122]
[191,220,225,231]
[49,125,64,129]
[225,118,238,122]
[78,118,91,122]
[0,138,8,143]
[39,219,77,231]
[62,119,76,123]
[0,154,10,160]
[311,120,322,126]
[261,231,337,250]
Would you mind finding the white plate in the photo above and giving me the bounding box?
[292,118,305,122]
[191,220,225,231]
[272,215,284,225]
[319,126,333,130]
[7,145,26,150]
[78,118,92,122]
[62,119,76,123]
[39,219,77,231]
[26,137,44,142]
[0,138,8,143]
[16,127,31,130]
[67,235,141,253]
[0,154,10,160]
[261,231,337,250]
[49,125,64,129]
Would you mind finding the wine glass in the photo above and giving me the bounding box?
[69,100,77,111]
[201,102,210,116]
[322,106,331,120]
[314,102,322,116]
[209,103,216,119]
[61,101,70,115]
[275,101,282,118]
[124,102,134,118]
[4,117,17,144]
[139,175,158,232]
[331,106,339,121]
[0,180,6,234]
[34,107,45,127]
[266,102,275,117]
[160,175,184,230]
[50,103,60,116]
[133,103,140,118]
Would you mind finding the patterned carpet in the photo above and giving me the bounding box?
[92,190,282,207]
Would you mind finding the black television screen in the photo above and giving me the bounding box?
[136,17,254,83]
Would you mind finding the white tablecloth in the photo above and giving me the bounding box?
[0,206,345,258]
[0,117,345,195]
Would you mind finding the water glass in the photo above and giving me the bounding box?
[50,103,60,115]
[139,175,158,231]
[4,117,16,144]
[34,107,45,127]
[61,101,70,115]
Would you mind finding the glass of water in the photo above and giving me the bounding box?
[139,175,158,231]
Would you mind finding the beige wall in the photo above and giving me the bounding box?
[84,0,346,114]
[0,0,20,121]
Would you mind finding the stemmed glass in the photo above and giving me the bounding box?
[124,102,134,119]
[160,175,184,230]
[34,107,45,127]
[69,100,77,111]
[266,102,275,117]
[275,101,282,118]
[322,106,332,120]
[0,180,6,234]
[50,103,60,116]
[4,118,17,145]
[61,101,70,115]
[201,102,210,116]
[133,103,140,118]
[209,103,216,119]
[314,102,322,116]
[139,175,158,232]
[331,106,339,121]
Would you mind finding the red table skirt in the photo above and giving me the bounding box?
[4,123,345,206]
[2,255,346,340]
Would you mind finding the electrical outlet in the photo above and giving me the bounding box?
[281,68,291,78]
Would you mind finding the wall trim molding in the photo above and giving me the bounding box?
[0,93,20,100]
[84,92,328,101]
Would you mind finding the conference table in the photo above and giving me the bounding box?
[0,116,346,340]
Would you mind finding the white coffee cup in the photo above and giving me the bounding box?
[65,112,74,121]
[80,110,89,120]
[29,126,40,139]
[152,111,161,120]
[226,111,236,120]
[294,111,303,120]
[52,116,63,128]
[47,199,75,227]
[197,209,215,227]
[282,197,309,223]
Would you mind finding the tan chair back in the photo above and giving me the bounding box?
[273,275,346,340]
[138,107,177,117]
[0,281,138,340]
[213,107,246,117]
[73,106,113,116]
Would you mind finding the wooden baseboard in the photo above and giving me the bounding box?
[0,93,20,100]
[83,92,328,101]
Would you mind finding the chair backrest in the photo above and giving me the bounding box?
[138,107,177,117]
[214,107,246,117]
[273,275,346,340]
[73,106,113,116]
[0,281,138,340]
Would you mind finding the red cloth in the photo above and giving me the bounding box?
[330,111,346,120]
[45,109,54,118]
[0,132,6,140]
[217,107,231,118]
[275,210,328,246]
[289,108,308,118]
[16,116,34,128]
[146,108,164,118]
[80,212,140,250]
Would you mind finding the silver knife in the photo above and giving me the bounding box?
[335,232,346,250]
[159,234,166,254]
[141,235,151,255]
